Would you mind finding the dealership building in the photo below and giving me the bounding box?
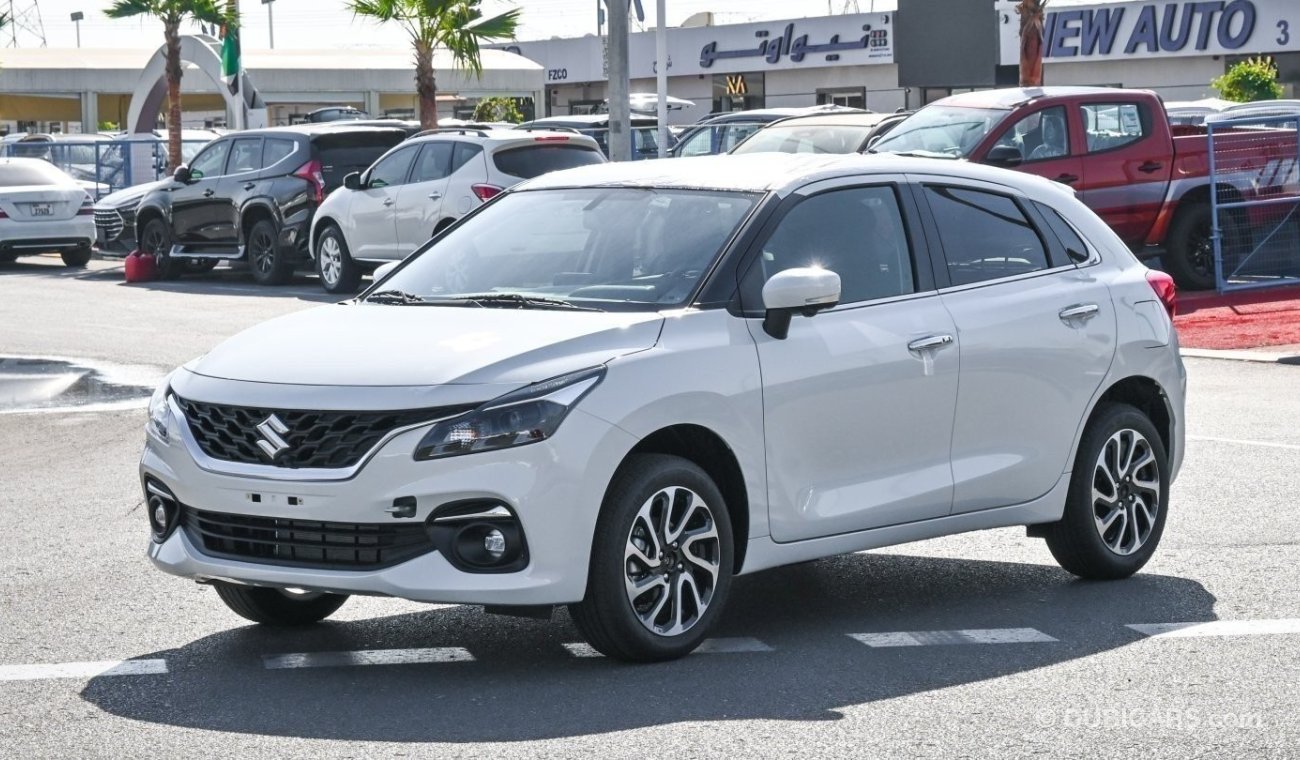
[1,0,1298,134]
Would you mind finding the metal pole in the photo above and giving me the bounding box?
[75,21,80,47]
[655,0,668,158]
[606,0,631,161]
[265,0,275,49]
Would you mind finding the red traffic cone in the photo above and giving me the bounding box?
[124,250,157,283]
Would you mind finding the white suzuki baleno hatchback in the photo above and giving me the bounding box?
[143,154,1185,661]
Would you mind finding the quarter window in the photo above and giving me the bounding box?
[752,186,916,305]
[450,142,483,174]
[367,146,417,188]
[993,105,1069,162]
[924,186,1050,286]
[189,141,229,179]
[1080,103,1147,152]
[1033,201,1092,263]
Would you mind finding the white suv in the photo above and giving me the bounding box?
[309,128,604,293]
[142,154,1185,661]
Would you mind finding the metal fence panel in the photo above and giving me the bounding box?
[1208,113,1300,293]
[0,138,213,199]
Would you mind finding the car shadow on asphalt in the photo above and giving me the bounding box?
[0,258,340,302]
[79,552,1216,742]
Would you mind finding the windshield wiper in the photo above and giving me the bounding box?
[872,149,960,159]
[450,293,602,311]
[365,289,427,305]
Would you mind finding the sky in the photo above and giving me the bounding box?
[10,1,892,50]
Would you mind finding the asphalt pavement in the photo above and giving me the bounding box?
[1,254,1297,758]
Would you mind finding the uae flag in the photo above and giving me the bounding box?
[221,0,240,95]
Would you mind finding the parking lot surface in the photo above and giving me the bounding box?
[1,254,1298,758]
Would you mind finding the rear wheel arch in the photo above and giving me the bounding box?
[240,203,278,243]
[1077,375,1174,473]
[432,217,456,236]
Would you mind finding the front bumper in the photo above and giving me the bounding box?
[0,217,95,253]
[141,401,636,606]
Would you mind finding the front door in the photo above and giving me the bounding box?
[915,178,1116,512]
[349,145,417,260]
[746,180,960,542]
[983,104,1086,191]
[171,139,230,245]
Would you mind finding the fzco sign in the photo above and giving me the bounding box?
[998,0,1297,64]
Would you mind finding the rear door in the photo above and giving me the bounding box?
[171,139,230,244]
[746,178,961,540]
[914,176,1115,513]
[1076,99,1174,245]
[216,136,264,245]
[394,140,454,253]
[348,145,418,260]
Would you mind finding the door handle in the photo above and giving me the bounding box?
[383,198,395,207]
[1054,173,1079,185]
[428,192,442,201]
[1059,303,1100,322]
[202,189,215,197]
[907,334,955,353]
[243,182,256,191]
[1138,161,1163,174]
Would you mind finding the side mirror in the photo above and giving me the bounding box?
[372,261,400,282]
[761,267,841,339]
[343,172,361,191]
[173,164,192,183]
[985,145,1023,168]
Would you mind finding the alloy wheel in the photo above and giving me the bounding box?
[1190,219,1214,278]
[623,486,722,637]
[250,228,277,275]
[319,236,342,286]
[1092,428,1161,556]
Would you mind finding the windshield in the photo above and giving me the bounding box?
[871,105,1009,157]
[732,124,875,155]
[379,187,759,311]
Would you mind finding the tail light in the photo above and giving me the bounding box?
[78,194,94,216]
[0,210,8,219]
[1146,270,1177,318]
[471,184,504,202]
[294,159,326,203]
[533,135,569,142]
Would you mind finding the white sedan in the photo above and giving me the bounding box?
[0,158,96,267]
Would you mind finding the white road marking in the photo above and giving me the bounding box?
[848,628,1058,648]
[563,637,774,658]
[1189,435,1300,452]
[1128,619,1300,639]
[0,659,168,682]
[262,647,474,670]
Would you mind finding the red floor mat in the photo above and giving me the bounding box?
[1174,285,1300,349]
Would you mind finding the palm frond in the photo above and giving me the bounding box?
[103,0,163,20]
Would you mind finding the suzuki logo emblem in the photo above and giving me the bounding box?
[254,414,291,460]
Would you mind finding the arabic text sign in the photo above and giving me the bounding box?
[697,20,892,70]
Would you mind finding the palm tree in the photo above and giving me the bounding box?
[1016,0,1047,87]
[104,0,233,170]
[348,0,520,129]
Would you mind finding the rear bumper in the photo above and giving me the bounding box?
[0,217,95,253]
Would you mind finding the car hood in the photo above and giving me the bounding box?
[96,179,167,209]
[187,303,665,388]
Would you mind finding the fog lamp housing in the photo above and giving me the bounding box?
[144,478,180,542]
[426,501,528,573]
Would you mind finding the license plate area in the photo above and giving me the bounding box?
[29,203,53,217]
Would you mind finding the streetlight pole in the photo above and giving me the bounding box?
[605,0,630,161]
[70,11,83,48]
[262,0,274,50]
[655,0,668,158]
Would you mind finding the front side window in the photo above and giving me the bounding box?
[992,106,1069,162]
[367,146,417,188]
[924,186,1050,286]
[748,186,916,305]
[871,105,1010,158]
[380,188,758,311]
[1080,103,1147,152]
[227,138,263,174]
[189,141,230,179]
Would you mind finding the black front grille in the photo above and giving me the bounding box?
[94,208,123,241]
[183,507,435,569]
[177,397,472,469]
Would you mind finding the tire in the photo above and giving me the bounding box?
[315,225,362,294]
[1044,403,1170,580]
[0,252,19,264]
[1163,202,1246,291]
[61,247,92,268]
[246,218,294,286]
[213,582,348,626]
[569,454,734,662]
[139,217,179,280]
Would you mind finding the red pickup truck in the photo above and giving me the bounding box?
[871,86,1296,290]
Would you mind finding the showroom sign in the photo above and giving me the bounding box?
[998,0,1297,63]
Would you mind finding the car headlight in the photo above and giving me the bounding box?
[414,366,605,461]
[147,376,173,442]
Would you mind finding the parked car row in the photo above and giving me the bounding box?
[0,157,96,267]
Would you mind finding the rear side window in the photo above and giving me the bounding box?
[492,143,603,180]
[1080,103,1147,153]
[313,131,407,191]
[262,138,296,168]
[923,186,1050,286]
[0,160,66,186]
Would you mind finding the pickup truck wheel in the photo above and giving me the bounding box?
[213,581,348,626]
[139,218,178,280]
[316,225,362,294]
[1164,203,1247,291]
[60,247,93,268]
[0,253,18,263]
[247,219,294,286]
[1043,403,1169,580]
[569,454,733,662]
